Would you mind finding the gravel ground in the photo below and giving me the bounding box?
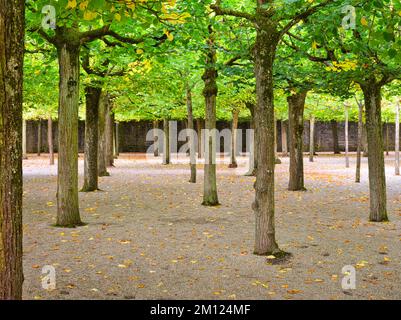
[22,153,401,300]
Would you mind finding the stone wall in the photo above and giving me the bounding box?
[26,119,399,154]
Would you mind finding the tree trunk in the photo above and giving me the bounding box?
[196,119,203,159]
[0,0,25,299]
[252,22,281,255]
[48,116,54,165]
[162,119,170,165]
[356,101,363,183]
[202,28,219,206]
[281,120,288,157]
[345,106,350,168]
[37,120,41,156]
[186,86,197,183]
[361,82,388,222]
[331,120,341,154]
[55,39,82,227]
[82,86,101,192]
[288,91,307,191]
[98,92,109,177]
[153,120,159,157]
[309,117,315,162]
[395,100,400,176]
[229,110,239,168]
[22,119,27,159]
[105,104,114,167]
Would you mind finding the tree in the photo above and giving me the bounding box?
[212,0,335,255]
[287,91,308,191]
[0,0,25,300]
[288,0,401,221]
[202,25,220,206]
[26,0,186,226]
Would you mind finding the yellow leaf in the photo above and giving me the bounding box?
[114,13,121,22]
[361,17,368,26]
[312,40,318,50]
[79,0,89,10]
[287,289,302,294]
[164,29,174,41]
[84,10,97,21]
[66,0,77,9]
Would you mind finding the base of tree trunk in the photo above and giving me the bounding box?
[98,171,110,177]
[228,163,238,168]
[80,186,100,193]
[369,214,389,223]
[189,164,196,183]
[53,222,87,228]
[202,198,220,206]
[288,186,307,192]
[253,247,287,257]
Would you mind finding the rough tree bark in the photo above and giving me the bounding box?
[229,109,239,168]
[82,86,101,192]
[186,85,197,183]
[48,116,54,165]
[0,0,25,299]
[55,30,83,227]
[252,17,281,255]
[356,100,363,183]
[162,119,170,165]
[361,82,388,222]
[331,120,341,154]
[98,92,109,177]
[281,120,288,157]
[37,120,42,156]
[309,116,315,162]
[288,91,307,191]
[196,119,203,159]
[202,26,219,206]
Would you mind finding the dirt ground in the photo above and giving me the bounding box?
[21,153,401,300]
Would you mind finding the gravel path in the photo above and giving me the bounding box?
[22,153,401,300]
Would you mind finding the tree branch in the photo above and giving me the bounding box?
[280,0,335,37]
[211,1,255,22]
